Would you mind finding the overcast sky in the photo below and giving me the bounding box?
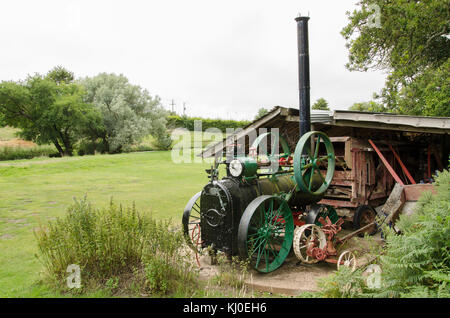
[0,0,387,120]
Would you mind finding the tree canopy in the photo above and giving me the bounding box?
[254,107,269,120]
[312,98,330,111]
[348,100,386,112]
[0,66,99,156]
[342,0,450,116]
[80,73,171,152]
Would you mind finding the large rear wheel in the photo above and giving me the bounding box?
[237,195,294,273]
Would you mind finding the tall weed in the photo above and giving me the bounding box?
[34,197,198,296]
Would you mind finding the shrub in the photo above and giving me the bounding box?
[317,267,371,298]
[34,197,198,296]
[0,145,59,161]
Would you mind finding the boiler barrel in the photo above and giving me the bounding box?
[255,174,324,206]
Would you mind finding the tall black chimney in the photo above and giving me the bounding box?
[295,16,311,138]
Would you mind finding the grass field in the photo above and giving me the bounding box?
[0,150,212,297]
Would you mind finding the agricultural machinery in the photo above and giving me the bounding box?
[182,16,363,273]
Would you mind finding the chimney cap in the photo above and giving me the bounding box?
[295,15,310,22]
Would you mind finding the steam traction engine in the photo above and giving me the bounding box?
[182,16,357,273]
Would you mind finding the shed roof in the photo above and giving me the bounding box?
[200,106,450,158]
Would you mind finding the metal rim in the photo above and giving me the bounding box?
[293,131,335,195]
[353,205,377,236]
[182,191,203,252]
[293,224,327,264]
[237,195,294,273]
[337,250,357,272]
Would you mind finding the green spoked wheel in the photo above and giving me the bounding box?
[182,191,203,252]
[293,131,335,195]
[237,195,294,273]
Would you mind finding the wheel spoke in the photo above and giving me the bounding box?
[308,165,315,191]
[265,248,269,272]
[250,236,267,257]
[255,240,267,268]
[316,155,329,163]
[314,135,321,159]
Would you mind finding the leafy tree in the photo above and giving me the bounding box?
[348,100,386,112]
[312,98,330,111]
[0,112,5,127]
[395,59,450,117]
[0,67,99,156]
[254,107,269,120]
[46,65,75,84]
[80,73,171,152]
[342,0,450,116]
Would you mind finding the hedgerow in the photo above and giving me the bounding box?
[166,115,250,133]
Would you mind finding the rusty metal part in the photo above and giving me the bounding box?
[368,139,404,185]
[293,224,327,264]
[336,221,377,244]
[388,144,416,184]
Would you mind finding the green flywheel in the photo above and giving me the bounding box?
[293,131,335,195]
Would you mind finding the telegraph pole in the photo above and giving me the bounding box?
[170,99,176,113]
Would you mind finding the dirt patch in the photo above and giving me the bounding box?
[6,218,27,224]
[0,138,37,148]
[195,233,384,296]
[0,234,13,240]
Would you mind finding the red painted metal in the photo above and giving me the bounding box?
[403,184,436,201]
[191,224,202,267]
[388,144,416,184]
[368,139,404,186]
[427,145,431,180]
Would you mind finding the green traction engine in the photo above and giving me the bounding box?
[182,131,338,273]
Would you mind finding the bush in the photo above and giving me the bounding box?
[0,145,59,161]
[318,267,371,298]
[34,197,198,296]
[76,140,109,156]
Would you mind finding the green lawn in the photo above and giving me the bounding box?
[0,151,212,297]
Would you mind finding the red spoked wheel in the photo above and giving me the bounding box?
[182,192,204,266]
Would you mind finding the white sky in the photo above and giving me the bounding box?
[0,0,387,120]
